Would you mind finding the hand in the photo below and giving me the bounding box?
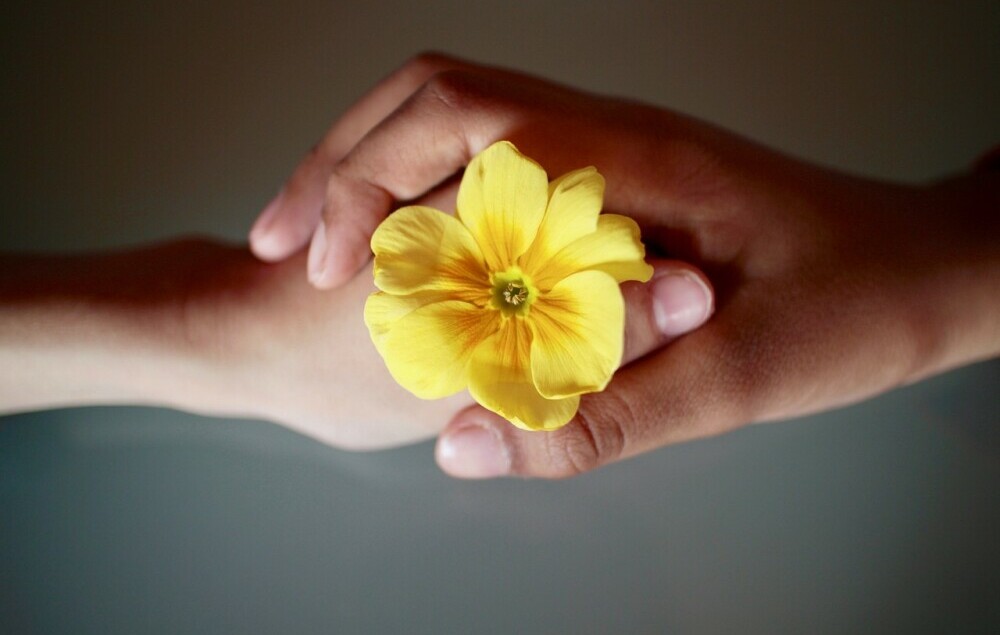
[0,241,466,448]
[249,53,1000,478]
[0,239,714,450]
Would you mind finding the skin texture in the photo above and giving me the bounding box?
[248,53,1000,478]
[1,54,997,478]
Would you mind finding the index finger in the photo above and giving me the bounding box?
[307,70,523,288]
[249,52,475,262]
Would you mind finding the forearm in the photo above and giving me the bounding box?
[0,242,228,414]
[0,240,469,447]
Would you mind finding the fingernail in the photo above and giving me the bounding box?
[651,271,713,337]
[307,220,329,286]
[437,422,511,479]
[249,191,284,241]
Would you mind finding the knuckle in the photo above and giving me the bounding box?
[422,69,488,112]
[287,144,325,188]
[324,166,393,223]
[543,428,598,478]
[546,396,631,477]
[291,144,328,181]
[405,51,463,76]
[323,168,345,204]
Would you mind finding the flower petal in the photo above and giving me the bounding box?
[532,213,654,290]
[468,316,580,431]
[364,290,450,355]
[372,205,489,303]
[378,300,499,399]
[519,166,604,277]
[456,141,548,272]
[530,270,624,399]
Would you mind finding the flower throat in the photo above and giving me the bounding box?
[491,267,537,316]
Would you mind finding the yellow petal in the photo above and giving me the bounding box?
[372,205,489,303]
[456,141,548,272]
[468,316,580,431]
[364,290,449,355]
[519,166,604,276]
[532,213,654,290]
[378,300,499,399]
[529,270,624,399]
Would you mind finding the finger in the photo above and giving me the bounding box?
[435,260,716,479]
[619,261,715,363]
[410,174,461,215]
[306,69,517,288]
[249,52,474,262]
[249,159,330,261]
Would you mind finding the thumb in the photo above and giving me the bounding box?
[619,260,715,365]
[435,259,715,479]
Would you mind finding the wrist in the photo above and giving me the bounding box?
[907,173,1000,380]
[0,240,242,415]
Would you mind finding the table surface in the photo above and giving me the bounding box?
[1,2,998,633]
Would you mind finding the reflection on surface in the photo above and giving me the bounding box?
[2,362,998,632]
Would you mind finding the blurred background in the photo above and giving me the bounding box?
[1,1,998,633]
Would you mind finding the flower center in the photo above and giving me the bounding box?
[490,267,537,316]
[502,282,528,306]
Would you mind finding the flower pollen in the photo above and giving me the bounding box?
[502,282,528,306]
[490,267,537,316]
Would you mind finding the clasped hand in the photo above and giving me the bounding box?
[4,53,997,479]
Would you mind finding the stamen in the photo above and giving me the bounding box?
[503,282,528,306]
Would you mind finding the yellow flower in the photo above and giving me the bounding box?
[364,141,653,430]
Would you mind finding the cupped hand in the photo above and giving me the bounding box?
[248,53,999,477]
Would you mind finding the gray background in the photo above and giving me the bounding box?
[1,1,998,633]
